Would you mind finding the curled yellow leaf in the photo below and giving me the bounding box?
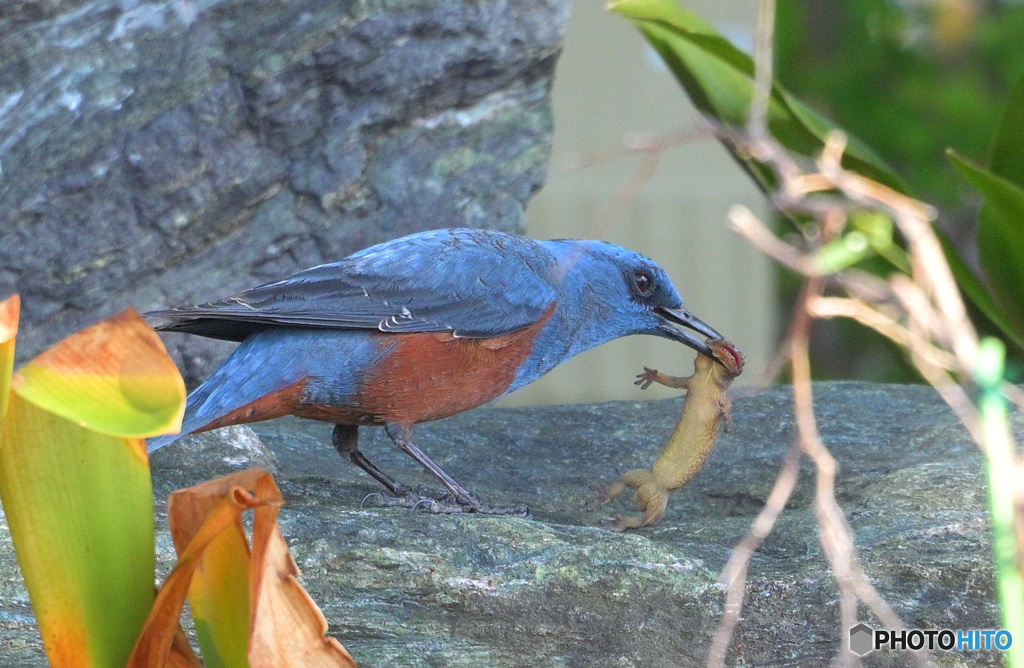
[14,308,185,439]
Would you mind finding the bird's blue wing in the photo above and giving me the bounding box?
[148,229,558,341]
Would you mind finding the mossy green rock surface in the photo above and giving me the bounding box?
[0,383,1005,665]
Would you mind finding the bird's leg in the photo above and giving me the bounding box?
[374,422,528,516]
[332,424,411,497]
[385,422,475,502]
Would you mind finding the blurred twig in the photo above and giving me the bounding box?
[710,440,800,663]
[583,0,1021,659]
[591,151,663,240]
[704,0,999,665]
[708,21,1024,666]
[728,205,818,276]
[561,125,711,172]
[560,124,712,239]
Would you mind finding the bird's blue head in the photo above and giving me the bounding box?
[539,239,722,359]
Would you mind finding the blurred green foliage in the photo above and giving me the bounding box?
[614,2,1024,648]
[774,0,1024,380]
[776,0,1024,212]
[613,0,1024,382]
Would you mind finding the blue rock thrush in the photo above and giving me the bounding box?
[146,228,722,513]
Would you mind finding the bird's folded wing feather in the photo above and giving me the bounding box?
[147,229,559,341]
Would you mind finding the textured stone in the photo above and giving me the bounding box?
[0,0,569,384]
[0,382,1005,665]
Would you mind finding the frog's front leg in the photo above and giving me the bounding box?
[720,394,733,434]
[635,367,693,391]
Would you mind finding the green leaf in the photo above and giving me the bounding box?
[850,211,910,273]
[813,231,874,275]
[607,0,908,194]
[0,307,187,667]
[989,73,1024,190]
[938,232,1024,355]
[0,394,156,668]
[948,150,1024,337]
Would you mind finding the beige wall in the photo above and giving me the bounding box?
[501,0,775,407]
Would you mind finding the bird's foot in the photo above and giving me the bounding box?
[360,486,432,509]
[361,489,529,517]
[416,495,531,517]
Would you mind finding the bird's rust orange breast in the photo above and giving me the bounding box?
[350,304,555,425]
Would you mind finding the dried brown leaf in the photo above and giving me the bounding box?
[248,474,355,667]
[127,469,354,667]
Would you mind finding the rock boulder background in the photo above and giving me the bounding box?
[0,0,569,384]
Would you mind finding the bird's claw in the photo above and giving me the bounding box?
[410,496,443,513]
[416,497,530,517]
[361,488,530,517]
[428,494,530,517]
[358,487,438,511]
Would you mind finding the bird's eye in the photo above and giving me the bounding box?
[632,270,655,297]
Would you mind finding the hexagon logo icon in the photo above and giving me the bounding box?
[849,623,875,656]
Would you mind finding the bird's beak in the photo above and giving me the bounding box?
[655,306,722,357]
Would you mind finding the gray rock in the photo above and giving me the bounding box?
[149,424,279,491]
[0,0,569,385]
[0,382,1005,666]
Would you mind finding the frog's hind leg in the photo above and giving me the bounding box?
[598,469,670,531]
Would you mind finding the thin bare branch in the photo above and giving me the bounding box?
[790,282,834,474]
[808,296,957,370]
[840,269,897,303]
[890,275,947,349]
[758,336,794,387]
[561,125,710,171]
[1003,382,1024,413]
[708,441,801,668]
[814,161,977,365]
[589,151,662,239]
[728,205,819,276]
[619,0,1009,662]
[793,282,932,667]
